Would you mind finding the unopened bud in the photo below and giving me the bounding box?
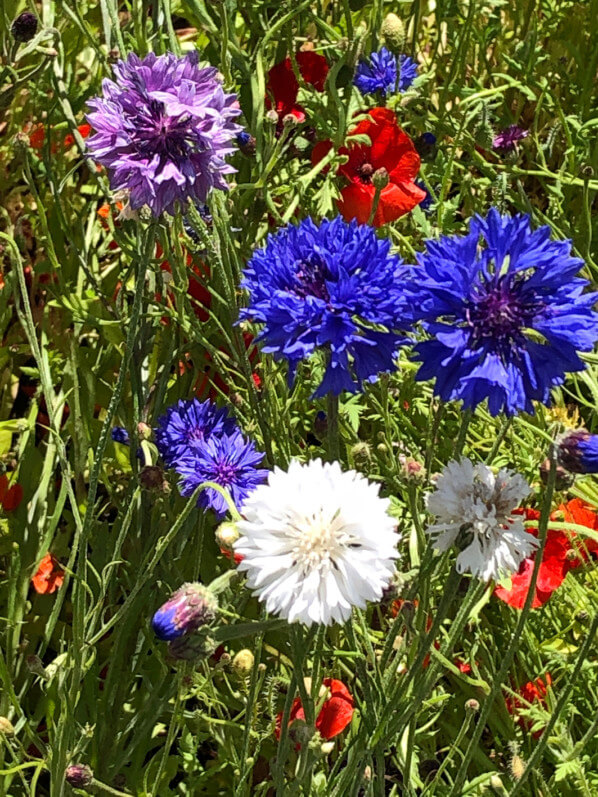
[236,131,256,156]
[26,655,47,678]
[465,698,479,713]
[0,717,15,736]
[232,649,255,676]
[282,113,299,128]
[489,774,506,794]
[151,583,218,641]
[137,422,152,440]
[556,429,598,474]
[381,13,406,52]
[11,12,38,43]
[140,465,168,492]
[399,455,426,482]
[372,167,389,190]
[351,442,372,467]
[510,753,525,780]
[215,521,240,553]
[320,741,335,755]
[168,633,216,661]
[65,764,94,789]
[265,110,279,125]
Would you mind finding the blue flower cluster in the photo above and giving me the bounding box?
[241,217,414,397]
[242,210,598,417]
[155,398,267,516]
[354,48,418,97]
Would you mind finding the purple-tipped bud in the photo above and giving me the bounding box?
[11,13,38,43]
[111,426,130,445]
[65,764,93,788]
[556,430,598,474]
[168,633,216,660]
[151,583,218,641]
[492,125,528,152]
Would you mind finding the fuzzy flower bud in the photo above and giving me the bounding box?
[372,167,390,191]
[232,649,255,676]
[465,698,479,713]
[399,455,426,482]
[236,131,256,156]
[168,633,216,661]
[556,429,598,474]
[0,717,15,736]
[11,12,38,43]
[215,521,240,552]
[381,13,406,52]
[265,110,280,125]
[151,583,218,641]
[65,764,94,789]
[282,113,299,128]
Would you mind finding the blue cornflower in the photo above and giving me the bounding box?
[557,430,598,474]
[177,431,267,517]
[241,216,414,397]
[406,209,598,416]
[415,179,433,211]
[155,398,237,468]
[111,426,130,445]
[354,48,418,97]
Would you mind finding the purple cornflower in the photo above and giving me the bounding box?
[86,52,242,216]
[241,216,415,397]
[492,125,528,152]
[556,430,598,474]
[111,426,130,445]
[354,48,418,97]
[151,583,217,641]
[177,431,267,517]
[154,398,237,469]
[406,208,598,416]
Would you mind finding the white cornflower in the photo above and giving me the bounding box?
[234,458,399,626]
[425,458,537,581]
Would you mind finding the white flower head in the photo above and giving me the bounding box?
[425,458,537,582]
[234,458,400,626]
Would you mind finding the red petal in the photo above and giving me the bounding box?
[337,182,375,225]
[315,679,354,739]
[2,483,23,512]
[296,51,329,90]
[266,59,299,116]
[371,182,427,227]
[0,474,7,503]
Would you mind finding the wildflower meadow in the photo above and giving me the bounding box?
[3,1,598,794]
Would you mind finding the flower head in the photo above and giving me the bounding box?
[493,125,528,152]
[32,553,64,595]
[176,430,267,517]
[556,429,598,474]
[111,426,130,445]
[241,216,414,397]
[425,459,536,581]
[266,51,328,123]
[407,209,598,415]
[151,582,218,641]
[311,107,426,226]
[86,52,242,216]
[234,459,399,626]
[275,678,354,741]
[11,12,38,43]
[155,398,237,468]
[354,48,418,97]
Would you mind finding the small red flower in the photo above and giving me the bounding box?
[0,474,23,512]
[505,674,552,737]
[63,124,92,148]
[275,678,354,742]
[312,107,426,227]
[32,553,64,595]
[266,51,328,122]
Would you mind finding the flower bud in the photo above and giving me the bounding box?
[236,131,256,156]
[465,698,479,713]
[351,442,372,467]
[0,717,15,736]
[539,457,573,490]
[556,429,598,474]
[137,422,152,440]
[232,649,255,676]
[282,113,299,128]
[372,167,389,191]
[65,764,94,789]
[399,455,426,482]
[320,741,335,755]
[11,12,38,43]
[381,13,406,52]
[510,752,525,780]
[265,110,279,125]
[151,583,218,641]
[215,521,240,552]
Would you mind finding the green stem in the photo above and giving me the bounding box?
[327,392,340,462]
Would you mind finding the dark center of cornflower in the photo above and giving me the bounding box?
[134,99,197,160]
[292,255,332,301]
[213,460,237,486]
[186,427,205,442]
[358,162,374,184]
[466,275,543,349]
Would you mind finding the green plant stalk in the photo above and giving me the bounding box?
[447,457,558,796]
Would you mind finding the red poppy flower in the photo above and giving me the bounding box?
[0,475,23,512]
[275,678,353,742]
[32,553,64,595]
[63,124,92,148]
[311,107,426,227]
[266,51,328,122]
[505,674,552,737]
[495,501,598,609]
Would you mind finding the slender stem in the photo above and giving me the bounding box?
[327,392,340,462]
